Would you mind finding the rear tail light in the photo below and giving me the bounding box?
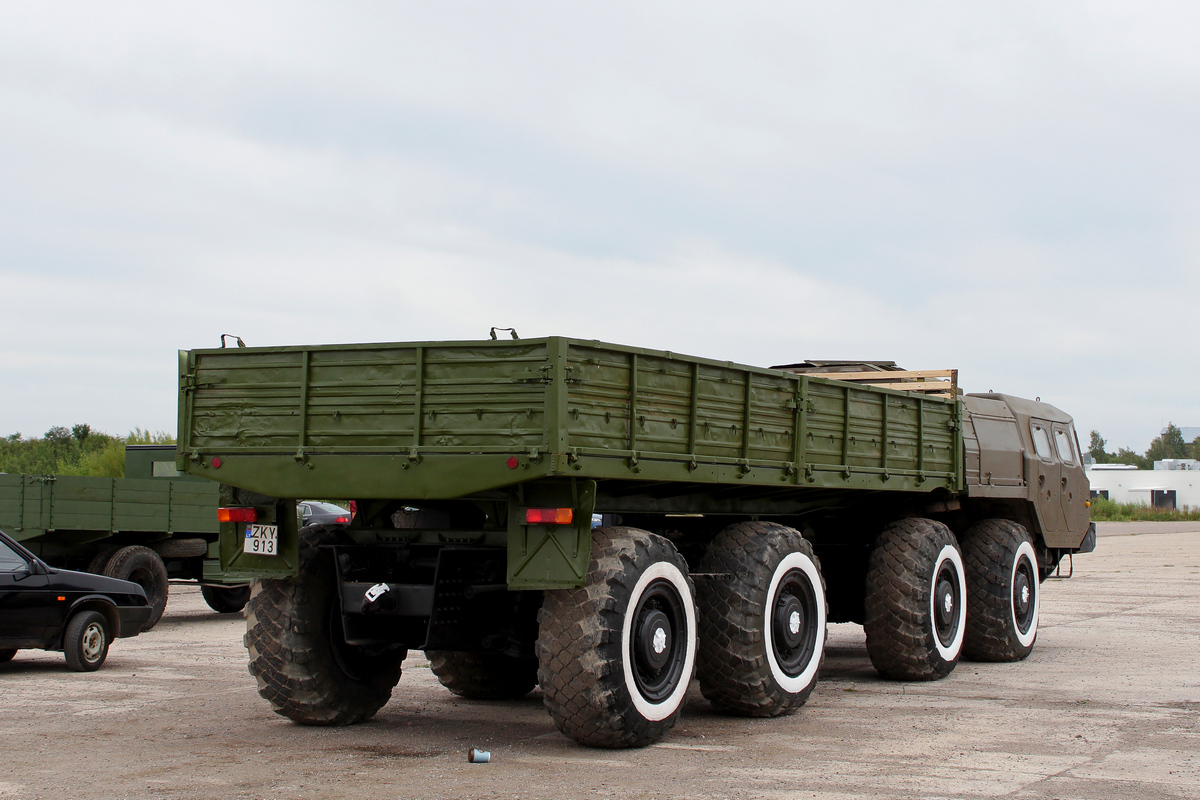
[525,508,574,524]
[335,516,350,524]
[218,507,258,523]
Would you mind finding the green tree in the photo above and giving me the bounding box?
[1087,430,1113,463]
[1114,447,1151,470]
[0,425,120,475]
[44,426,71,444]
[1193,436,1200,461]
[1146,423,1189,464]
[127,427,175,445]
[60,438,126,478]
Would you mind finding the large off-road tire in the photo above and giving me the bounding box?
[960,519,1040,662]
[864,518,966,681]
[104,546,169,630]
[86,546,121,576]
[63,610,111,672]
[697,521,827,717]
[202,585,252,614]
[153,538,209,559]
[243,524,406,726]
[537,527,697,748]
[426,651,538,700]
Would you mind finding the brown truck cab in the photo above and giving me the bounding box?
[963,393,1094,570]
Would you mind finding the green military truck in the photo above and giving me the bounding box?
[176,336,1094,748]
[0,445,253,628]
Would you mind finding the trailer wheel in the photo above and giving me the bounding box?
[960,519,1040,661]
[103,546,169,631]
[537,527,697,748]
[697,521,826,717]
[201,585,252,614]
[86,546,121,576]
[864,518,966,681]
[243,524,405,726]
[426,651,538,700]
[63,610,111,672]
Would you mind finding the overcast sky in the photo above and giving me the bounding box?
[2,2,1197,452]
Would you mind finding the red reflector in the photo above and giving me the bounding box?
[218,507,258,523]
[525,508,574,524]
[506,456,519,469]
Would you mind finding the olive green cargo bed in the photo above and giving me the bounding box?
[177,336,961,500]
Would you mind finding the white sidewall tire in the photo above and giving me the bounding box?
[620,561,697,722]
[1011,541,1040,648]
[930,545,967,662]
[762,552,827,693]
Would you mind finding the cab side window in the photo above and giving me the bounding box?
[1030,422,1054,461]
[0,540,29,572]
[1053,427,1076,465]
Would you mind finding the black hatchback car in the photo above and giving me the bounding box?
[0,529,152,671]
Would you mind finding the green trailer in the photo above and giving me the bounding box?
[178,336,1093,747]
[0,446,254,627]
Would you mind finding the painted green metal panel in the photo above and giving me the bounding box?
[506,478,597,588]
[48,477,116,532]
[0,474,27,533]
[168,482,220,534]
[0,474,219,542]
[179,337,961,500]
[112,480,171,531]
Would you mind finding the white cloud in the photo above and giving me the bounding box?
[1,2,1198,450]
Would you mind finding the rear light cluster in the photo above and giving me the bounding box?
[334,515,350,524]
[218,507,258,523]
[525,508,574,524]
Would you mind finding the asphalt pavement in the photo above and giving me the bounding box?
[2,524,1197,799]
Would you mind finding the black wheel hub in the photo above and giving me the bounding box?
[770,569,819,677]
[1012,557,1036,634]
[774,594,806,650]
[636,609,673,672]
[629,578,688,703]
[933,563,961,648]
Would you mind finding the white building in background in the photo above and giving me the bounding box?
[1154,459,1200,471]
[1086,465,1200,510]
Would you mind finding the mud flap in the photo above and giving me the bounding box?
[506,479,597,589]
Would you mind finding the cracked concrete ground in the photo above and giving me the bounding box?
[1,521,1197,799]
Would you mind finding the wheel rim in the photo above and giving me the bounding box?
[933,562,961,648]
[770,569,820,678]
[762,551,826,691]
[1012,559,1035,634]
[81,622,105,663]
[928,544,966,661]
[1010,541,1040,648]
[628,578,689,703]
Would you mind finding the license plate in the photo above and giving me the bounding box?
[244,524,278,556]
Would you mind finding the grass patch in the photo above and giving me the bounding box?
[1089,496,1200,522]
